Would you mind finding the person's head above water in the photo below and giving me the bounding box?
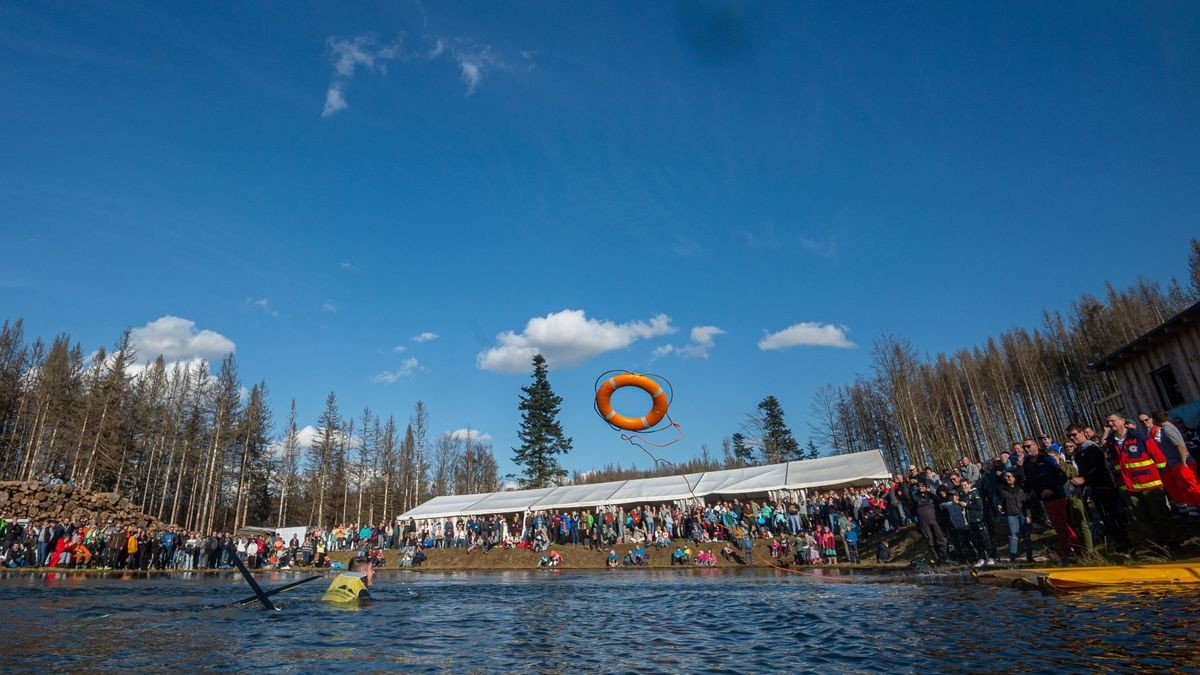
[348,556,374,588]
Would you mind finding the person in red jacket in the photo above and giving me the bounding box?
[1150,410,1200,514]
[1104,412,1174,547]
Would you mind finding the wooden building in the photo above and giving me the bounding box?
[1092,300,1200,419]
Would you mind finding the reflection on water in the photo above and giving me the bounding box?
[0,569,1196,671]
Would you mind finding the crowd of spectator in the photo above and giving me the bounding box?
[0,518,404,571]
[874,410,1200,564]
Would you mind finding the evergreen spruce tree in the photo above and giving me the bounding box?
[730,432,754,466]
[805,438,821,460]
[757,395,800,463]
[512,353,572,488]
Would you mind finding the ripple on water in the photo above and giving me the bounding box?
[1,569,1198,671]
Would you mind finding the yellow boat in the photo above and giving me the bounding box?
[975,562,1200,591]
[320,572,370,603]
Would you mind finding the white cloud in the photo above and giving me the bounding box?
[373,357,420,383]
[442,38,535,96]
[130,316,235,364]
[322,301,338,313]
[322,82,348,117]
[412,331,439,343]
[319,33,532,115]
[245,297,278,317]
[459,60,482,94]
[652,325,725,361]
[340,261,357,271]
[445,428,493,444]
[477,309,676,373]
[393,345,407,353]
[758,322,856,350]
[321,35,403,117]
[427,38,504,97]
[297,425,317,452]
[330,35,399,77]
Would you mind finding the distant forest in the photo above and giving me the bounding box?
[1,240,1197,525]
[0,328,499,532]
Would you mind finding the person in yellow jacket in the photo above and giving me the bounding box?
[314,539,327,568]
[321,557,374,603]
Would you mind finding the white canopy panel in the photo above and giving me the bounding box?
[694,463,786,496]
[607,472,707,503]
[783,451,891,490]
[529,480,629,511]
[400,493,490,520]
[460,487,556,516]
[398,450,891,520]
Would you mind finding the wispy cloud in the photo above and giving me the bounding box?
[758,322,855,350]
[445,428,493,444]
[412,331,439,343]
[245,297,279,317]
[373,357,420,383]
[393,344,407,353]
[652,325,725,360]
[340,261,358,271]
[322,301,338,313]
[477,309,676,373]
[322,35,403,117]
[322,82,348,117]
[797,234,838,260]
[672,235,703,257]
[320,33,534,116]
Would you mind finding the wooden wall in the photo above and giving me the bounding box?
[1113,322,1200,416]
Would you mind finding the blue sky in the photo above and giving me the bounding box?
[2,2,1198,477]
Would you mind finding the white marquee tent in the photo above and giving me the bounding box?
[398,449,891,521]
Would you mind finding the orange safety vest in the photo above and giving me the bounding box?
[1108,433,1167,493]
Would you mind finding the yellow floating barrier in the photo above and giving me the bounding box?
[974,561,1200,592]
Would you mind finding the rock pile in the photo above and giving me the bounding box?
[0,481,162,528]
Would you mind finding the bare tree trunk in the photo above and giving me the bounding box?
[82,399,110,490]
[18,399,49,481]
[233,423,252,531]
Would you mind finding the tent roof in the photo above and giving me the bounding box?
[398,450,892,520]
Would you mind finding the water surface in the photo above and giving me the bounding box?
[1,568,1196,672]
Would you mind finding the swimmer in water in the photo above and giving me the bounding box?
[321,557,375,603]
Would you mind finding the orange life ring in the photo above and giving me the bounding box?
[595,373,669,431]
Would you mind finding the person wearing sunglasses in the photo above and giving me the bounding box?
[1065,423,1128,552]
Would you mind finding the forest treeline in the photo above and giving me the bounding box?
[0,329,499,532]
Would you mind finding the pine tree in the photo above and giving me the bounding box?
[805,439,821,460]
[512,353,572,488]
[757,395,800,463]
[730,432,754,466]
[308,391,341,527]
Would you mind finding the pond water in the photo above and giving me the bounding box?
[1,568,1196,672]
